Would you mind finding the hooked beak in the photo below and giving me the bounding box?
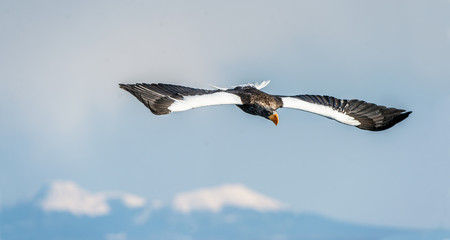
[269,113,279,126]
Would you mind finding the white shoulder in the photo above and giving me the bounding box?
[209,80,270,90]
[242,80,271,90]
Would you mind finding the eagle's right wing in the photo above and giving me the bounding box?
[120,83,243,115]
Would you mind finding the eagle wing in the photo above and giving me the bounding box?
[279,95,411,131]
[120,83,243,115]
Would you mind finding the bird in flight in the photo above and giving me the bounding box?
[119,80,411,131]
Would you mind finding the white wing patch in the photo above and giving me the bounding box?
[168,92,243,112]
[210,80,270,91]
[281,97,360,126]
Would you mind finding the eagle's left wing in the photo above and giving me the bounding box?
[279,94,411,131]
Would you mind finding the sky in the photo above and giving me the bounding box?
[1,0,450,229]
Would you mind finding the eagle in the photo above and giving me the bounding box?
[119,80,411,131]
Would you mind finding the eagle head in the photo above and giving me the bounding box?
[265,111,279,125]
[268,112,279,125]
[236,104,279,126]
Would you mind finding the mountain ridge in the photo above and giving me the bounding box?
[1,181,449,240]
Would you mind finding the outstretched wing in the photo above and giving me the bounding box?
[120,83,243,115]
[279,95,411,131]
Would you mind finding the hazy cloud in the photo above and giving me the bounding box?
[105,232,127,240]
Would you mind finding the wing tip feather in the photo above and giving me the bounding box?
[358,109,412,131]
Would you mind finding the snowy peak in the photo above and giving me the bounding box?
[38,181,285,216]
[173,184,285,213]
[40,181,146,217]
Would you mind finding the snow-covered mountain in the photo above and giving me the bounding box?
[172,183,285,213]
[40,181,146,217]
[1,181,448,240]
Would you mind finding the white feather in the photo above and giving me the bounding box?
[209,80,270,91]
[208,85,228,90]
[281,97,360,126]
[244,80,270,90]
[168,92,243,112]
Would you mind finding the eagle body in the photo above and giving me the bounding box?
[120,81,411,131]
[230,87,283,119]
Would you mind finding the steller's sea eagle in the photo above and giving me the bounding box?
[119,80,411,131]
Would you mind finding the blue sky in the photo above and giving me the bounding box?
[1,0,450,229]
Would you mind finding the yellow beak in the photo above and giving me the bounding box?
[269,113,279,126]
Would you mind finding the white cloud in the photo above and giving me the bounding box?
[121,194,146,208]
[40,181,146,217]
[173,184,285,213]
[102,191,146,209]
